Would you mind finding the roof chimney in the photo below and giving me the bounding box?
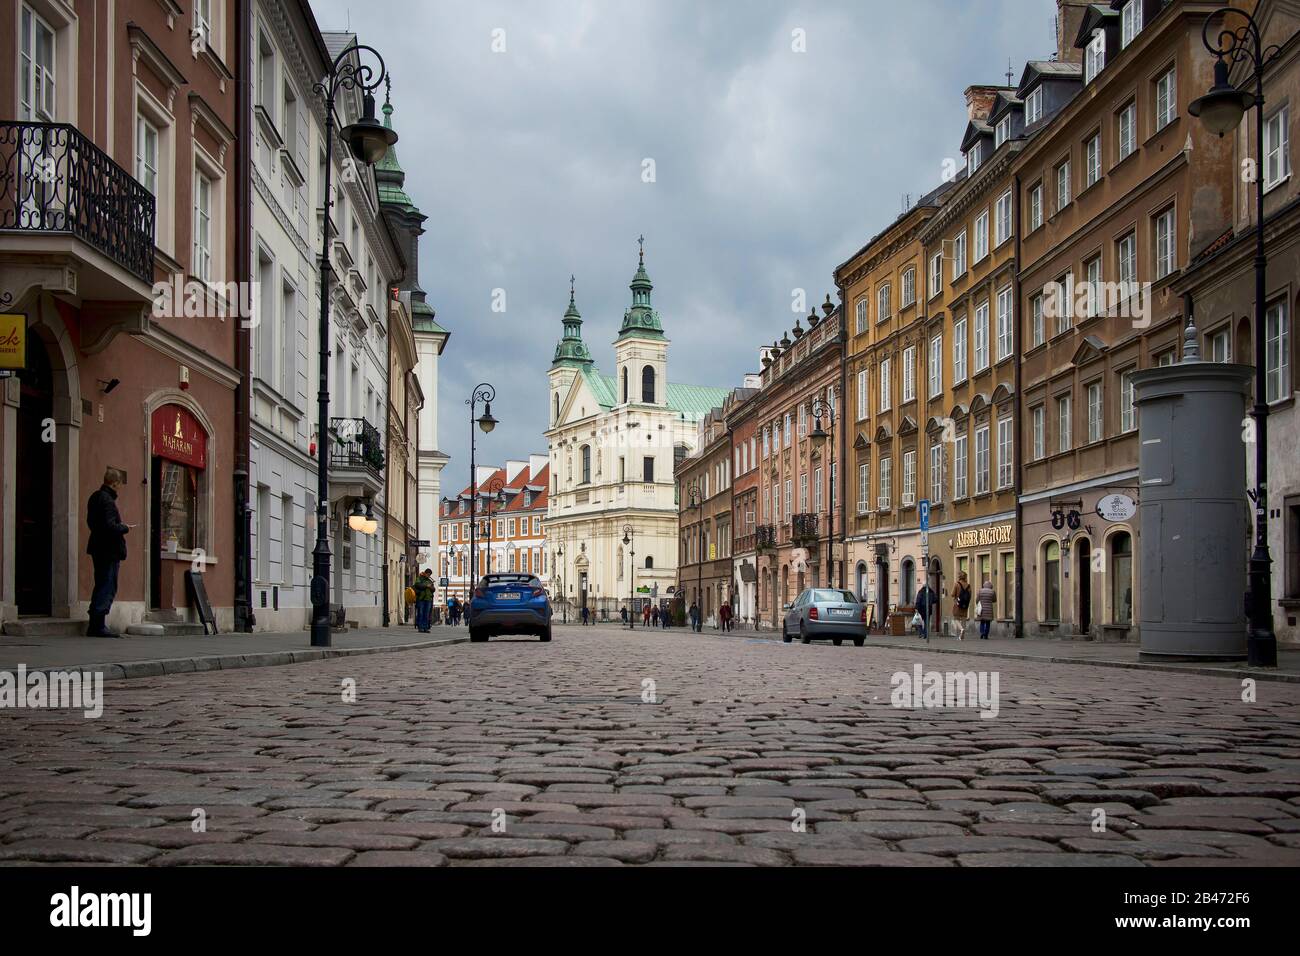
[964,85,1002,122]
[1056,0,1089,64]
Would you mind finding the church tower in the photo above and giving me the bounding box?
[613,237,667,408]
[548,277,593,428]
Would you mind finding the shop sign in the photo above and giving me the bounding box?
[1095,493,1137,522]
[151,404,207,469]
[0,314,25,374]
[953,523,1013,549]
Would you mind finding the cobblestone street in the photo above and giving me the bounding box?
[2,625,1299,867]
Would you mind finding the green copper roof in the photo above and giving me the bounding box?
[617,242,665,340]
[551,282,594,367]
[375,100,417,213]
[577,366,727,421]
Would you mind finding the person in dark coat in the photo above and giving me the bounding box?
[86,467,131,638]
[913,582,938,638]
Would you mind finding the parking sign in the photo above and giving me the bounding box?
[919,499,930,531]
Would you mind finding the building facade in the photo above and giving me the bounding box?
[724,384,761,625]
[676,406,733,626]
[2,0,238,633]
[545,250,731,622]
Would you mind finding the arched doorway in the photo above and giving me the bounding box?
[875,551,890,629]
[855,561,867,601]
[15,340,54,615]
[1075,535,1092,635]
[900,557,915,605]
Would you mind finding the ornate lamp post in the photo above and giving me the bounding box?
[686,481,702,629]
[809,392,837,590]
[466,383,499,592]
[1189,7,1280,667]
[555,544,566,623]
[483,475,505,575]
[309,42,398,648]
[622,524,636,628]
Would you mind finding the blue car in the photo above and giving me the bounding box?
[467,573,552,643]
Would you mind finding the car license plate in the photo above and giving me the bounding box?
[831,608,852,618]
[500,592,520,600]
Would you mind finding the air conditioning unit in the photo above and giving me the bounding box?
[878,496,891,510]
[901,493,915,507]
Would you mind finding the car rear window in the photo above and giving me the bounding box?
[812,589,857,603]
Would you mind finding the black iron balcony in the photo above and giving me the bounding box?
[0,121,156,282]
[329,417,384,478]
[791,513,820,545]
[755,524,776,552]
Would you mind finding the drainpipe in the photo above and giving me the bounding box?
[837,284,847,589]
[1013,170,1024,639]
[232,0,255,633]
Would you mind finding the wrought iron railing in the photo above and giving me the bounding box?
[0,121,156,282]
[791,513,820,544]
[329,416,384,477]
[755,524,776,552]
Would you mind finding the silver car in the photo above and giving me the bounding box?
[782,588,868,646]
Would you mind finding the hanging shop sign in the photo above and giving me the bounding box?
[0,314,26,374]
[151,404,208,468]
[1095,493,1137,522]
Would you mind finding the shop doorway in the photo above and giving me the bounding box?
[875,556,889,628]
[1076,537,1092,635]
[15,340,54,616]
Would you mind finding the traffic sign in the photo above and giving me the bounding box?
[919,499,930,531]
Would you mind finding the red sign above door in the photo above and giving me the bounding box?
[150,404,207,469]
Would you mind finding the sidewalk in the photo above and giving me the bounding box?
[0,623,469,679]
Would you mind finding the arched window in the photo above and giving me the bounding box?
[581,445,591,484]
[617,546,624,580]
[553,392,559,424]
[642,365,656,403]
[622,368,629,404]
[645,555,653,569]
[1110,532,1133,624]
[900,558,915,602]
[1043,540,1061,620]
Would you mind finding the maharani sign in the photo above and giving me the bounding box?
[953,523,1014,549]
[150,404,207,469]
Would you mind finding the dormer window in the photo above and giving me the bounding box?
[995,116,1011,148]
[1121,0,1142,48]
[1085,29,1105,83]
[1026,86,1043,125]
[966,142,983,176]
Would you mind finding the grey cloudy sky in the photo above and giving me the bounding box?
[312,0,1061,491]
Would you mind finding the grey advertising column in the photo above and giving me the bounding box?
[1131,358,1252,660]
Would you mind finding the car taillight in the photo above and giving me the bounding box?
[860,606,868,622]
[473,588,486,599]
[531,587,545,598]
[809,607,818,621]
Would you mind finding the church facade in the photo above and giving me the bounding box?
[545,248,731,620]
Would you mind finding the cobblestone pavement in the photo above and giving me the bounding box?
[2,624,1299,867]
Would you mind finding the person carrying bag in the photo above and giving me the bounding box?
[951,572,971,640]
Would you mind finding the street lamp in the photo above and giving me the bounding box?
[810,392,836,590]
[466,383,499,595]
[1189,7,1280,667]
[483,475,505,574]
[555,545,566,623]
[622,524,636,628]
[309,41,397,649]
[687,481,702,630]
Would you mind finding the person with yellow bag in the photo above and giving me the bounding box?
[411,569,435,632]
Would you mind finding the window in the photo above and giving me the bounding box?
[193,173,212,281]
[901,267,916,308]
[1118,231,1137,293]
[256,29,275,119]
[772,420,781,452]
[856,369,868,421]
[974,301,990,372]
[1121,0,1142,48]
[19,5,57,121]
[1043,540,1061,620]
[1026,86,1043,125]
[195,0,214,48]
[643,456,655,482]
[508,518,516,537]
[1118,102,1136,161]
[929,441,943,504]
[929,252,943,298]
[773,483,780,520]
[995,190,1013,246]
[997,416,1013,488]
[798,403,807,439]
[1266,300,1291,402]
[953,433,968,499]
[1208,326,1231,363]
[136,118,159,195]
[1085,255,1102,318]
[1057,394,1072,453]
[1031,294,1044,347]
[879,456,892,509]
[1055,273,1074,334]
[642,365,656,403]
[1029,183,1043,231]
[1156,67,1177,130]
[1157,349,1176,366]
[858,463,869,514]
[1265,107,1291,190]
[996,286,1013,360]
[581,445,591,484]
[1120,370,1137,433]
[855,297,867,334]
[762,427,770,457]
[1084,28,1105,84]
[1056,160,1071,210]
[164,459,204,554]
[621,367,629,404]
[967,141,983,176]
[974,210,989,262]
[814,466,823,513]
[953,230,967,278]
[995,115,1011,148]
[1110,532,1133,624]
[879,357,892,412]
[800,473,808,512]
[784,412,792,445]
[1155,207,1176,279]
[1032,405,1045,460]
[784,478,792,517]
[902,450,916,504]
[902,346,916,402]
[974,424,990,496]
[1084,133,1101,188]
[928,334,943,397]
[877,284,892,322]
[952,315,968,383]
[1087,382,1103,443]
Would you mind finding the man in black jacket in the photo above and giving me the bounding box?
[86,467,130,638]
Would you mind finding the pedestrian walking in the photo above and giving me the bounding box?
[412,569,435,633]
[642,603,651,626]
[976,579,996,639]
[719,601,732,632]
[651,605,660,627]
[913,582,937,638]
[951,572,971,640]
[689,601,701,632]
[581,604,590,626]
[86,467,131,638]
[620,606,628,625]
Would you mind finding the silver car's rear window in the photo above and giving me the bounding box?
[812,589,857,603]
